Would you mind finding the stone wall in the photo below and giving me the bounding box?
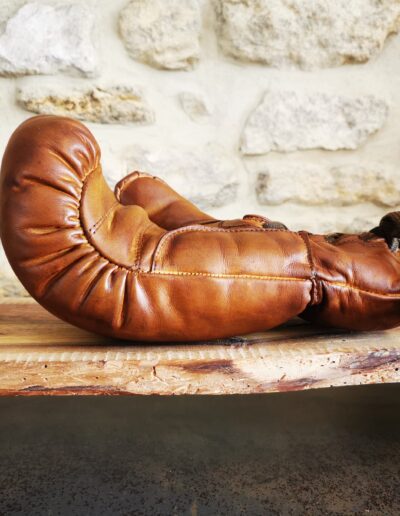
[1,0,400,295]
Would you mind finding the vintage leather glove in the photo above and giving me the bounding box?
[1,115,399,341]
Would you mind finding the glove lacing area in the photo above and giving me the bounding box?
[371,211,400,253]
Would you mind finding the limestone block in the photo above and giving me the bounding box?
[120,0,201,70]
[256,164,400,207]
[17,83,154,124]
[215,0,400,69]
[241,91,388,154]
[0,2,97,77]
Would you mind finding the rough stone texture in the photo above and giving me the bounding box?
[124,144,240,209]
[256,164,400,207]
[215,0,400,70]
[0,0,25,29]
[17,83,154,124]
[119,0,201,70]
[241,91,388,155]
[179,92,212,122]
[0,2,97,77]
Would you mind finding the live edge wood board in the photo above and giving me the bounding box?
[0,302,399,396]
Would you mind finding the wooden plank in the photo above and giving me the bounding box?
[0,302,399,396]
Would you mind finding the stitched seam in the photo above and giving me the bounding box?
[150,270,309,281]
[243,216,266,222]
[146,271,400,297]
[134,228,144,269]
[334,235,392,249]
[299,231,320,306]
[79,166,148,271]
[115,171,162,200]
[242,216,265,226]
[88,201,119,235]
[74,167,400,298]
[322,280,400,298]
[114,172,140,200]
[152,225,296,270]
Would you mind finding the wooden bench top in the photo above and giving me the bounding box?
[0,302,399,396]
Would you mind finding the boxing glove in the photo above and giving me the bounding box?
[1,115,399,341]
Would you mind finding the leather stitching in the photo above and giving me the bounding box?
[335,234,392,249]
[88,201,119,235]
[74,166,400,299]
[321,280,400,299]
[299,231,320,306]
[133,226,145,269]
[146,271,400,298]
[150,270,309,282]
[243,215,267,223]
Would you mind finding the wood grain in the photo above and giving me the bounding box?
[0,303,399,396]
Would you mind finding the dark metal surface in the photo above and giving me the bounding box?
[0,386,399,515]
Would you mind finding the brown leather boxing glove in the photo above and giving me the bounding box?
[1,115,399,341]
[115,170,400,333]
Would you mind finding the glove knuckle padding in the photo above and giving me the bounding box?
[1,115,399,340]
